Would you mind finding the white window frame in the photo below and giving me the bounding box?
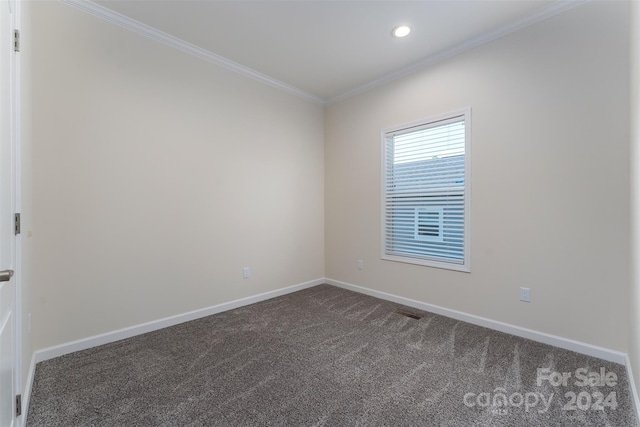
[380,108,471,272]
[414,207,444,242]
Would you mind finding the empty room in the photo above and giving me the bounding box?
[2,0,640,425]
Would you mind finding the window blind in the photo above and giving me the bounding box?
[383,114,467,266]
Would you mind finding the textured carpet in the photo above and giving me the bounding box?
[27,284,638,426]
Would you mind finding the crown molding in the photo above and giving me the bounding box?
[325,0,589,105]
[57,0,324,105]
[58,0,587,107]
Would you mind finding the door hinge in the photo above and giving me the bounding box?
[14,213,20,235]
[16,394,21,416]
[13,29,20,52]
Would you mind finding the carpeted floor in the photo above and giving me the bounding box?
[27,284,638,426]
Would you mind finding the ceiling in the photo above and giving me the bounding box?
[90,0,579,103]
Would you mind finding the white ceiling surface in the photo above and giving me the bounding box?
[92,0,568,102]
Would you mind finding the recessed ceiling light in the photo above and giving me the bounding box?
[392,25,411,38]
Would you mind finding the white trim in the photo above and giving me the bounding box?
[10,0,24,425]
[56,0,586,106]
[326,0,589,105]
[56,0,323,105]
[34,278,324,363]
[19,352,36,427]
[325,278,626,364]
[22,278,634,419]
[381,108,471,273]
[626,355,640,424]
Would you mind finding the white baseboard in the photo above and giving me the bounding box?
[35,277,626,365]
[25,276,632,424]
[325,278,627,365]
[34,278,324,364]
[626,355,640,423]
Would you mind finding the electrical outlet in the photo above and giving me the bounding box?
[520,287,531,302]
[242,267,250,279]
[357,260,364,270]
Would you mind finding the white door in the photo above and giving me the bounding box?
[0,0,18,425]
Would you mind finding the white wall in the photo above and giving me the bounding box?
[30,1,324,350]
[629,0,640,397]
[325,1,630,351]
[28,0,632,359]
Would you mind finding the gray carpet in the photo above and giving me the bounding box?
[27,284,638,426]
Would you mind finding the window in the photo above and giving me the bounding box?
[415,207,444,242]
[382,109,471,272]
